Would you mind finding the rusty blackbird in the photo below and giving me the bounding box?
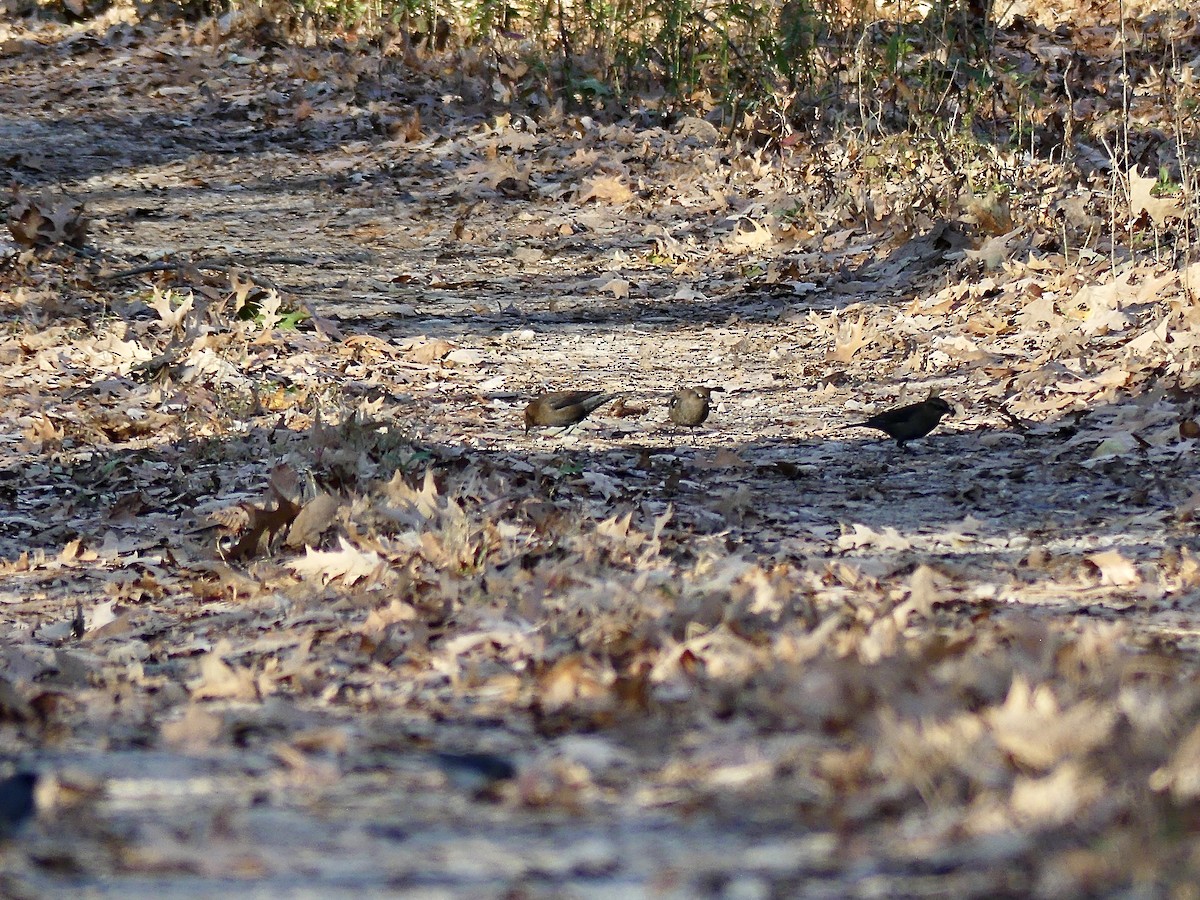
[668,386,723,429]
[843,396,953,447]
[524,391,619,433]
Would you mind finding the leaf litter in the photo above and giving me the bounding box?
[2,4,1200,896]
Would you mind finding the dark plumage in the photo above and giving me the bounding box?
[524,391,618,433]
[0,772,37,839]
[433,751,517,796]
[843,396,954,447]
[668,386,722,429]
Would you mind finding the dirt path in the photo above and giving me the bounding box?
[3,14,1200,896]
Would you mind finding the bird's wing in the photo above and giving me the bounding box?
[547,391,600,409]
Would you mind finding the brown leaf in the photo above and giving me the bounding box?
[986,678,1116,770]
[1128,166,1183,226]
[288,538,389,587]
[1150,721,1200,801]
[161,704,224,751]
[406,338,455,363]
[191,641,259,701]
[285,493,341,548]
[574,175,633,205]
[1085,549,1139,586]
[6,188,87,248]
[227,468,303,559]
[537,654,612,713]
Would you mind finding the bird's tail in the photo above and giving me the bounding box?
[583,393,620,413]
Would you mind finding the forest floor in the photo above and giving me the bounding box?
[3,6,1200,897]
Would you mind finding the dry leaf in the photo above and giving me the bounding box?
[837,523,912,552]
[288,537,389,587]
[161,704,224,751]
[1085,549,1139,586]
[406,338,455,363]
[829,314,871,363]
[286,493,341,548]
[1128,166,1183,226]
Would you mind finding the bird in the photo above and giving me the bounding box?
[524,391,618,433]
[668,386,723,429]
[843,395,954,447]
[432,751,517,797]
[0,771,37,840]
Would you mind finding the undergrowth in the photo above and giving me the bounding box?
[8,0,1200,263]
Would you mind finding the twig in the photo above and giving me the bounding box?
[102,254,315,283]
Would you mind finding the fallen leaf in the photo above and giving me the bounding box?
[1085,549,1139,586]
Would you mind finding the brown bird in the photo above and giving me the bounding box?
[843,396,953,447]
[524,390,619,433]
[668,386,723,429]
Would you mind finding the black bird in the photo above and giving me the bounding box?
[668,386,723,429]
[843,396,953,447]
[433,751,517,797]
[0,771,37,840]
[524,391,618,433]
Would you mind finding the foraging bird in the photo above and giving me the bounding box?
[843,396,953,447]
[668,386,722,429]
[0,772,37,840]
[433,751,517,797]
[524,391,618,433]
